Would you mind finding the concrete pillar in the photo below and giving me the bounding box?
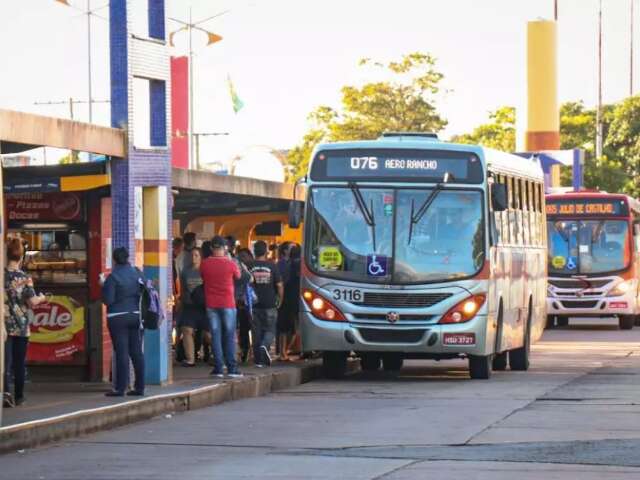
[143,187,170,383]
[526,20,560,186]
[110,0,172,384]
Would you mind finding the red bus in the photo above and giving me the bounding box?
[546,191,640,329]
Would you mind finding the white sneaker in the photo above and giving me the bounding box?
[255,364,265,368]
[227,372,244,378]
[260,345,272,366]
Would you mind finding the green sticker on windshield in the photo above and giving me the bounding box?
[551,256,566,269]
[319,246,343,271]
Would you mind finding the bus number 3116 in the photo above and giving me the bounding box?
[350,157,378,170]
[332,288,363,302]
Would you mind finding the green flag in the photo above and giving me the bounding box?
[227,75,244,113]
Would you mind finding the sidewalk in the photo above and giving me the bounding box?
[0,358,325,454]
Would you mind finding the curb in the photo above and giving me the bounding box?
[0,362,331,454]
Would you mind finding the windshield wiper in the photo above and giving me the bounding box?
[408,172,452,244]
[349,182,377,252]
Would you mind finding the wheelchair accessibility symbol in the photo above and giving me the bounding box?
[566,257,577,270]
[367,255,388,277]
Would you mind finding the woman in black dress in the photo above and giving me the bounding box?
[178,247,208,366]
[280,244,301,360]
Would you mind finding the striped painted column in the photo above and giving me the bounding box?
[526,20,560,186]
[143,186,170,384]
[110,0,172,385]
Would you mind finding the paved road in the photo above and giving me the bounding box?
[2,318,640,479]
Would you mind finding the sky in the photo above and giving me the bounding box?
[0,0,637,167]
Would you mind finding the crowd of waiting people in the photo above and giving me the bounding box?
[172,233,302,376]
[2,232,302,407]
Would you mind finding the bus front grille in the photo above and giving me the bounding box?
[358,328,426,344]
[559,300,599,309]
[361,292,452,308]
[351,313,434,322]
[549,279,610,289]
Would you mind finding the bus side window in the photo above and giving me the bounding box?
[634,221,640,252]
[522,180,530,246]
[525,180,533,246]
[536,182,544,245]
[499,175,509,245]
[513,177,522,245]
[505,176,513,244]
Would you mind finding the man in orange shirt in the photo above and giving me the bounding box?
[200,236,242,377]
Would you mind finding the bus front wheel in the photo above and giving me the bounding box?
[382,353,404,371]
[619,315,635,330]
[546,315,556,329]
[322,352,348,379]
[492,352,508,371]
[360,353,382,371]
[469,355,492,379]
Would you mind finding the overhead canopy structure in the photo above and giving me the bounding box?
[0,109,125,157]
[172,167,301,226]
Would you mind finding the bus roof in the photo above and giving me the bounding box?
[312,138,543,181]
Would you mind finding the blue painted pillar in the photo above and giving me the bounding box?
[572,149,584,191]
[110,0,172,384]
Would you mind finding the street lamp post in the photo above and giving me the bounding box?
[631,0,635,96]
[596,0,603,159]
[87,0,93,123]
[54,0,103,124]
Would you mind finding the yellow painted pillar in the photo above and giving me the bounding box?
[142,186,170,384]
[526,20,561,186]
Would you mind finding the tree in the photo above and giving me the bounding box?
[59,151,81,164]
[286,53,448,180]
[605,96,640,196]
[450,106,515,152]
[453,100,629,194]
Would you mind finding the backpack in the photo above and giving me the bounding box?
[233,258,253,305]
[136,268,164,330]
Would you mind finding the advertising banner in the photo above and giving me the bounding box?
[27,295,86,364]
[6,192,83,222]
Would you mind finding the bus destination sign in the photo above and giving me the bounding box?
[310,149,483,183]
[546,198,628,217]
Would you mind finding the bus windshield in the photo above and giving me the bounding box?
[547,219,630,275]
[307,187,484,284]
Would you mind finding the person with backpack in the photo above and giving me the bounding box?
[236,248,256,363]
[248,241,284,367]
[102,247,146,397]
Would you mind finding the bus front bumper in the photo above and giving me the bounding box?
[300,311,491,356]
[546,294,637,316]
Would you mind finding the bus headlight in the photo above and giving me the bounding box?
[439,294,486,324]
[302,289,346,322]
[607,280,633,297]
[547,285,555,297]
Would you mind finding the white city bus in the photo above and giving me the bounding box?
[290,133,547,379]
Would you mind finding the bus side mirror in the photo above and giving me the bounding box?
[288,201,303,229]
[491,183,508,212]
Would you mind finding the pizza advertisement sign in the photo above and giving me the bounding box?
[6,192,84,222]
